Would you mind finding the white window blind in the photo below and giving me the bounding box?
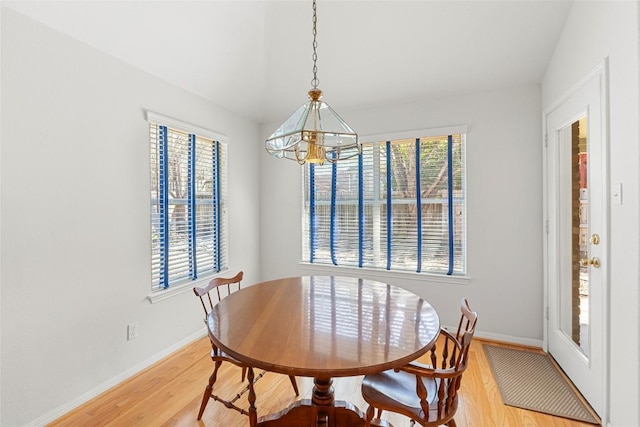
[303,132,466,275]
[149,115,228,291]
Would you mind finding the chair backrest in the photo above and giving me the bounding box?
[416,298,477,425]
[424,299,474,365]
[193,271,244,318]
[452,298,478,371]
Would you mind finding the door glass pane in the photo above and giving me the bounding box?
[561,116,590,356]
[576,117,590,356]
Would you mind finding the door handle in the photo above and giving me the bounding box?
[579,257,600,268]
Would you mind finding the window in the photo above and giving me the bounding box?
[149,112,228,291]
[303,130,466,276]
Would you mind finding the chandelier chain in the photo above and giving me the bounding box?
[311,0,319,89]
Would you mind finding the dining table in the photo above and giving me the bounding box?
[206,275,440,427]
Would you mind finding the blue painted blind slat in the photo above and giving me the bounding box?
[358,152,364,268]
[447,134,454,275]
[330,161,338,265]
[309,164,316,262]
[214,141,221,272]
[188,134,197,278]
[415,138,422,273]
[159,125,170,289]
[386,141,392,270]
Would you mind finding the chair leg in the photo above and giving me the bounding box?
[288,375,299,396]
[365,405,375,427]
[242,366,247,382]
[247,367,258,427]
[446,420,457,427]
[197,360,222,420]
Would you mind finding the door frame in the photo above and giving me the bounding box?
[542,59,609,422]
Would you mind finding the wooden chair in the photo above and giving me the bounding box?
[361,298,478,427]
[193,271,299,421]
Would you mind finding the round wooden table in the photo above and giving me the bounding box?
[206,276,440,427]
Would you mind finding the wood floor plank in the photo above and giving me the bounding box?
[48,337,599,427]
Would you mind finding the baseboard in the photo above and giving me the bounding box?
[25,326,542,426]
[441,325,544,349]
[24,328,207,427]
[474,330,543,348]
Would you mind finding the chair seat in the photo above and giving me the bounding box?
[362,369,444,419]
[361,299,477,427]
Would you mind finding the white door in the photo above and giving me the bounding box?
[544,63,608,417]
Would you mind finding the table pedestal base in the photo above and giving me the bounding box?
[257,399,392,427]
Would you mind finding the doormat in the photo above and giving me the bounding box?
[483,344,600,424]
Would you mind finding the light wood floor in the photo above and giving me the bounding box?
[49,337,599,427]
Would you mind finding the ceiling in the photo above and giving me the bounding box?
[3,0,574,123]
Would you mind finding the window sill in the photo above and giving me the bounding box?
[299,263,470,286]
[147,272,228,304]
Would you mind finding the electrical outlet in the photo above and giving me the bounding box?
[127,322,139,341]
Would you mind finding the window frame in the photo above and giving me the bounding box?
[147,111,229,302]
[301,125,469,283]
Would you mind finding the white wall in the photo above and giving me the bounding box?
[542,2,640,426]
[0,8,261,426]
[260,85,545,342]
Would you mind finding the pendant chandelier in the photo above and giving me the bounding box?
[265,0,360,165]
